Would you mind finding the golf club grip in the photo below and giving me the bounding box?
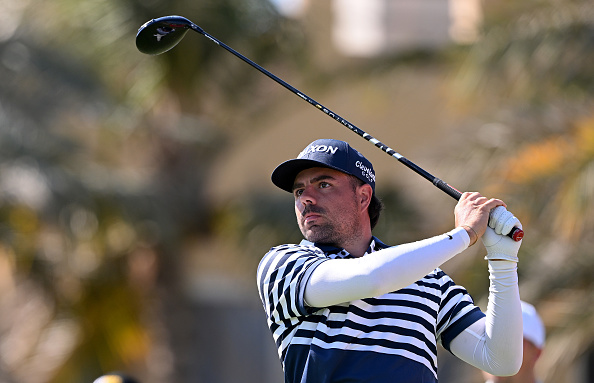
[433,179,524,242]
[195,26,524,243]
[432,178,463,200]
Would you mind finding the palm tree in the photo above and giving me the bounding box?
[0,0,304,381]
[444,0,593,381]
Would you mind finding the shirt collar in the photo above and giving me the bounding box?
[299,236,388,259]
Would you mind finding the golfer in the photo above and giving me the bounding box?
[257,139,524,383]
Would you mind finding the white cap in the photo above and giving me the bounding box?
[521,301,545,349]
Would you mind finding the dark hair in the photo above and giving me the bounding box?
[369,193,384,230]
[351,177,384,230]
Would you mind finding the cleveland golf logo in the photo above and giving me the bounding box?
[298,145,339,158]
[356,161,375,183]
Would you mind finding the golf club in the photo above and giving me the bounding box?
[136,15,523,242]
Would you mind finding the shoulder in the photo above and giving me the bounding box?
[256,243,329,309]
[258,242,326,274]
[410,268,462,296]
[266,242,325,259]
[421,267,452,282]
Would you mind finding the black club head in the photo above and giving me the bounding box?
[136,16,196,55]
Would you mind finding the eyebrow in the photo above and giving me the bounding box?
[292,174,337,191]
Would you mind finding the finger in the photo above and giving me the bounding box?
[489,206,506,228]
[494,210,514,234]
[461,192,481,202]
[487,198,507,209]
[501,216,521,236]
[490,205,512,232]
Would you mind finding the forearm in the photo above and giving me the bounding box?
[449,260,522,376]
[304,227,470,308]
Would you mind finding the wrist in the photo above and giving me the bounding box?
[485,253,519,263]
[461,225,478,247]
[487,260,519,270]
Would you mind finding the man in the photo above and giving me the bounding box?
[483,301,546,383]
[257,138,524,383]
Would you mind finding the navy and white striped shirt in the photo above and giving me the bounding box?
[257,237,485,383]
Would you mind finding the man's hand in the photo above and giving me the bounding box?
[489,206,521,236]
[483,206,523,262]
[454,192,506,246]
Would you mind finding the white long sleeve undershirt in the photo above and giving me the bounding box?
[303,227,522,376]
[449,261,523,376]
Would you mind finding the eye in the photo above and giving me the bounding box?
[293,189,304,197]
[319,182,330,189]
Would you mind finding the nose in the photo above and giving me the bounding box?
[296,185,316,210]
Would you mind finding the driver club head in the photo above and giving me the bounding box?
[136,16,198,55]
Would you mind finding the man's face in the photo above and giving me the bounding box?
[292,167,365,246]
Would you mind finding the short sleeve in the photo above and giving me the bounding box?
[257,245,328,323]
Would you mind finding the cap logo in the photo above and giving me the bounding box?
[298,144,338,158]
[356,161,375,183]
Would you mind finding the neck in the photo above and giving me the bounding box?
[342,234,373,257]
[340,223,373,257]
[314,229,372,257]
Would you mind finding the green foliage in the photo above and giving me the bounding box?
[1,0,591,381]
[446,1,594,379]
[0,0,302,381]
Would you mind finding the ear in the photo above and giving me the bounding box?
[358,183,373,211]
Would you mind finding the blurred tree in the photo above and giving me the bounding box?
[0,0,306,382]
[1,0,591,382]
[443,0,593,381]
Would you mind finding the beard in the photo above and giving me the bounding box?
[300,217,340,245]
[298,200,361,247]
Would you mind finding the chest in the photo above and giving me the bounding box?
[309,288,442,340]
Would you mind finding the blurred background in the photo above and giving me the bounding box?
[0,0,592,382]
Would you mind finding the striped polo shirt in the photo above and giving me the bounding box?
[257,236,485,383]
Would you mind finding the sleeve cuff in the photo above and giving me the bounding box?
[441,307,486,352]
[446,226,471,248]
[297,258,327,314]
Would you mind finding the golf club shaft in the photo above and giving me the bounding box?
[189,23,523,241]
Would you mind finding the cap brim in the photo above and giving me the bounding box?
[271,158,346,193]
